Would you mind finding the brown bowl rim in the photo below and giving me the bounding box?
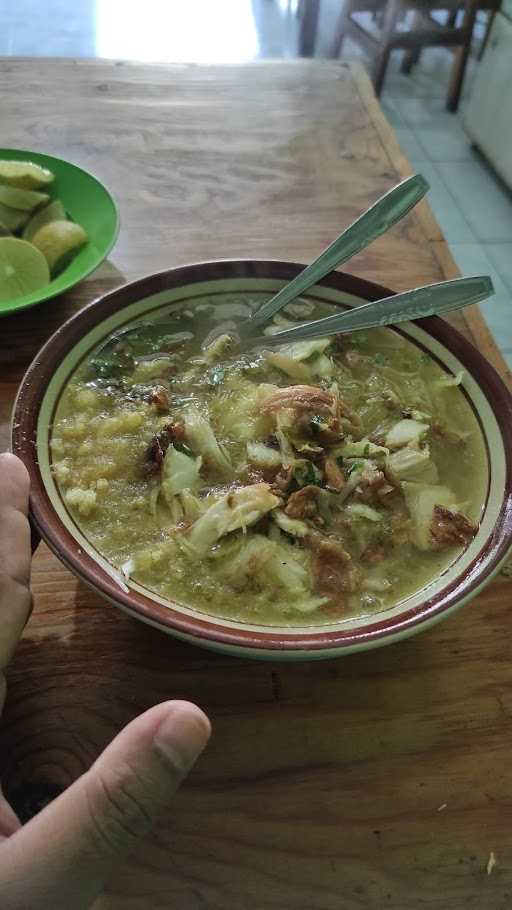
[12,259,512,652]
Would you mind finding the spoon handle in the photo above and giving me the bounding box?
[254,276,494,346]
[249,174,430,328]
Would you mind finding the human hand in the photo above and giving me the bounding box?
[0,453,211,909]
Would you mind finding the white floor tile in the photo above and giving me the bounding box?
[393,129,428,162]
[415,163,477,243]
[384,69,446,101]
[379,96,407,128]
[392,96,465,130]
[437,161,512,242]
[485,244,512,295]
[450,243,512,345]
[414,127,476,163]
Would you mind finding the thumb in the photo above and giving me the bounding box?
[1,700,210,910]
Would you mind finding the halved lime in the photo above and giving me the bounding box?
[0,203,29,232]
[23,200,66,242]
[0,237,50,302]
[0,185,49,212]
[31,220,88,274]
[0,149,119,315]
[0,160,55,189]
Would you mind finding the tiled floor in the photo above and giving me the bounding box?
[376,62,512,369]
[1,0,511,361]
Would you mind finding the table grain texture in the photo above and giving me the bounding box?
[0,59,511,910]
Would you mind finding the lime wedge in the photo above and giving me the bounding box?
[0,160,55,189]
[23,200,66,242]
[0,185,49,212]
[0,203,29,232]
[31,220,88,274]
[0,237,50,302]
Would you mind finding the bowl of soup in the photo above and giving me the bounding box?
[12,261,512,660]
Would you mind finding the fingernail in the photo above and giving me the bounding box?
[153,701,211,774]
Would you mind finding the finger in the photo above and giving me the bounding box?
[1,700,211,910]
[0,784,21,839]
[0,453,29,516]
[0,454,31,673]
[0,458,31,838]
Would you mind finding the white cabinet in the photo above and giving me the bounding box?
[464,11,512,190]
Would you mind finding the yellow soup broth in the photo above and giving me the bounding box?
[51,295,488,626]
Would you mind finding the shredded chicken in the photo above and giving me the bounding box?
[344,350,365,369]
[381,389,401,410]
[296,441,324,458]
[284,486,323,521]
[306,533,360,599]
[149,386,169,412]
[305,413,344,445]
[323,456,344,492]
[145,436,165,473]
[144,422,184,473]
[376,482,395,500]
[149,385,169,411]
[262,385,335,416]
[388,508,410,539]
[271,464,295,494]
[170,421,186,442]
[361,541,387,564]
[369,430,387,447]
[431,421,468,446]
[362,465,385,486]
[430,505,477,548]
[335,390,362,431]
[354,466,387,504]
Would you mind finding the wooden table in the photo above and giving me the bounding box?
[1,59,511,910]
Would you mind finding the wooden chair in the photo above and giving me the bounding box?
[298,0,499,112]
[327,0,500,111]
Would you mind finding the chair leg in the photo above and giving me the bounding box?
[373,0,402,96]
[446,7,459,28]
[401,44,422,74]
[329,0,354,58]
[446,0,478,111]
[298,0,321,56]
[478,8,496,60]
[400,10,423,73]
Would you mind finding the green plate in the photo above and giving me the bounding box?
[0,148,119,315]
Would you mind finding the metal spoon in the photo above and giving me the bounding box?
[247,173,430,330]
[249,275,494,347]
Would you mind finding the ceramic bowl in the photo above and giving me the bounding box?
[0,148,119,316]
[11,260,512,660]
